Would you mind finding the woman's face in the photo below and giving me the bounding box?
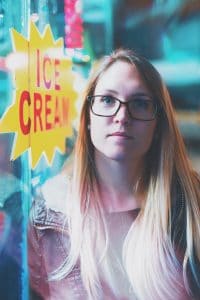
[89,60,157,163]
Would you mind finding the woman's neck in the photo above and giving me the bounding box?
[95,151,145,213]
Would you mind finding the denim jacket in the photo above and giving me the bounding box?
[28,174,88,300]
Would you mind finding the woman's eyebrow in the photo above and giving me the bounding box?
[98,89,118,95]
[96,89,152,99]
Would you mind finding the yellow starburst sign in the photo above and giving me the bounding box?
[0,22,77,168]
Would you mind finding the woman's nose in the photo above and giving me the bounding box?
[113,103,131,124]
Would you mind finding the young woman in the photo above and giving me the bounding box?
[29,49,200,300]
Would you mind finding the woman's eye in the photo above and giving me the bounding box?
[101,96,115,105]
[132,99,150,109]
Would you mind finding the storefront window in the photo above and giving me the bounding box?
[0,1,199,298]
[0,1,83,298]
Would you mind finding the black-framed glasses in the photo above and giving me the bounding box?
[88,95,158,121]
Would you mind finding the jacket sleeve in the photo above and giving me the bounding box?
[28,173,69,299]
[28,174,88,300]
[28,205,50,299]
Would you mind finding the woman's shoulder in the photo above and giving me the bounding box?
[41,172,70,213]
[30,172,70,231]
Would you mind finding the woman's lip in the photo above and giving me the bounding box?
[108,132,132,138]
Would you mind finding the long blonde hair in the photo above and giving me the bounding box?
[52,49,200,299]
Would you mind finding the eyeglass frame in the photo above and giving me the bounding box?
[87,95,159,121]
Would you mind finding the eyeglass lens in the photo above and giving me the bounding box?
[91,95,156,121]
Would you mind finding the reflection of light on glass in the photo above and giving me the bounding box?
[31,13,39,23]
[82,55,90,63]
[65,48,76,57]
[0,57,6,70]
[75,0,82,14]
[73,73,87,129]
[0,8,4,19]
[0,211,11,254]
[51,0,58,14]
[5,52,28,71]
[65,48,91,63]
[45,48,68,60]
